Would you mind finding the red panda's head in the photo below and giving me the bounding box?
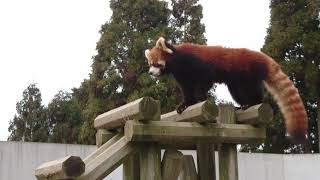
[145,37,174,76]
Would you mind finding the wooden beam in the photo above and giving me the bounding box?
[125,120,265,144]
[161,149,184,180]
[94,97,160,130]
[179,155,198,180]
[197,143,215,180]
[161,99,218,123]
[78,136,137,180]
[35,156,85,180]
[84,133,122,164]
[139,143,161,180]
[96,129,115,147]
[123,154,140,180]
[235,103,273,126]
[218,105,238,180]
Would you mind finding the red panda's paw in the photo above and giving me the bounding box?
[176,103,187,114]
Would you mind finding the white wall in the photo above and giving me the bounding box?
[1,141,319,180]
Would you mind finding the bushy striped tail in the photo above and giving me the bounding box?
[263,61,308,143]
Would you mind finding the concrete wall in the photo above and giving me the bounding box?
[1,141,319,180]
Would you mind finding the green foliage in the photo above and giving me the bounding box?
[241,0,320,153]
[8,83,48,142]
[74,0,207,144]
[47,91,82,144]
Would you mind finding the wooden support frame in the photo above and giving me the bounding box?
[161,99,218,123]
[78,136,137,180]
[35,156,85,180]
[125,120,266,144]
[179,155,198,180]
[197,143,215,180]
[236,103,273,126]
[161,149,184,180]
[139,143,162,180]
[94,97,160,130]
[96,129,115,147]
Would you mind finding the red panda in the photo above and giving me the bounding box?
[145,37,308,143]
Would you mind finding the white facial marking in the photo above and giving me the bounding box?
[158,60,166,67]
[149,66,161,76]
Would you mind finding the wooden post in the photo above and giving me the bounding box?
[197,143,215,180]
[179,155,198,180]
[161,99,218,123]
[123,154,140,180]
[35,156,85,180]
[96,129,115,147]
[218,104,238,180]
[139,143,162,180]
[161,149,184,180]
[94,97,160,130]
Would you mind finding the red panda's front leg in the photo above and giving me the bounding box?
[176,85,197,114]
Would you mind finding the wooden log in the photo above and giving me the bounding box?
[197,143,215,180]
[96,129,115,147]
[161,99,218,123]
[35,156,85,180]
[235,103,273,126]
[125,120,265,144]
[94,97,160,130]
[78,136,137,180]
[123,154,140,180]
[179,155,198,180]
[161,149,184,180]
[139,143,161,180]
[84,133,122,164]
[218,105,238,180]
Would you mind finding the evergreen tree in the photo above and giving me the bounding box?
[47,91,82,144]
[77,0,207,144]
[242,0,320,153]
[8,83,48,142]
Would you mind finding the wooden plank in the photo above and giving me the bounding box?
[161,99,218,123]
[218,105,238,180]
[139,143,161,180]
[78,136,137,180]
[179,155,198,180]
[96,129,115,147]
[123,154,140,180]
[161,149,184,180]
[197,143,215,180]
[35,156,85,180]
[235,103,273,126]
[94,97,160,130]
[84,133,122,164]
[125,120,265,144]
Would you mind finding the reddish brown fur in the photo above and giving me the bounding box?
[146,40,308,142]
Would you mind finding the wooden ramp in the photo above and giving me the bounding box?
[35,97,272,180]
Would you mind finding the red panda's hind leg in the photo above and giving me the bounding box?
[227,80,263,109]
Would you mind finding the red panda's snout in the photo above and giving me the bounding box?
[145,49,166,77]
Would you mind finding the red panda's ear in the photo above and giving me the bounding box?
[156,37,173,54]
[145,49,151,60]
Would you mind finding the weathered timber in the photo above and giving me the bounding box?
[78,136,137,180]
[96,129,115,147]
[35,156,85,180]
[161,149,184,180]
[125,120,265,144]
[236,103,273,126]
[139,143,161,180]
[218,105,238,180]
[84,134,122,164]
[123,154,140,180]
[94,97,160,130]
[161,99,218,123]
[179,155,198,180]
[197,143,215,180]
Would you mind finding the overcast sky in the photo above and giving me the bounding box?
[0,0,270,141]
